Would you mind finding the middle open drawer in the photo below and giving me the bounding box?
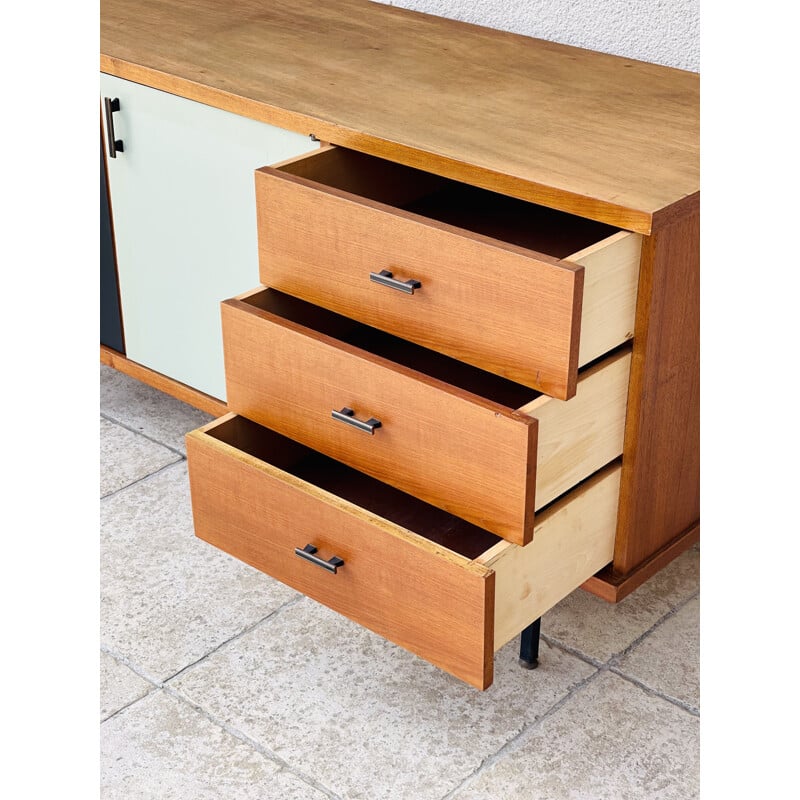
[222,288,630,546]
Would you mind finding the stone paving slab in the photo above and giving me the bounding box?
[99,368,701,798]
[616,596,700,710]
[100,461,298,682]
[101,365,212,454]
[101,690,330,800]
[543,547,700,662]
[170,597,597,800]
[100,650,154,722]
[100,417,181,498]
[450,671,700,800]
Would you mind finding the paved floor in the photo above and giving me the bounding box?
[100,365,700,799]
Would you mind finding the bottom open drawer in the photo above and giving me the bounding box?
[186,414,620,689]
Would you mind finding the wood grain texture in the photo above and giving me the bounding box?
[271,144,446,207]
[220,288,630,544]
[100,0,699,232]
[186,415,495,689]
[221,294,538,545]
[571,231,641,366]
[100,345,228,417]
[264,149,640,389]
[256,156,584,399]
[524,349,630,509]
[478,463,620,650]
[582,521,699,602]
[613,209,700,575]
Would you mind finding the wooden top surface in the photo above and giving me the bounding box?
[100,0,699,233]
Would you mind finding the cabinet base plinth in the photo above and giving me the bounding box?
[581,521,699,603]
[100,346,228,417]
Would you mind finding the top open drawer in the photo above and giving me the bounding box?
[256,146,641,400]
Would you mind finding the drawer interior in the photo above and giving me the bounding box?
[207,414,502,560]
[277,146,619,257]
[243,288,540,411]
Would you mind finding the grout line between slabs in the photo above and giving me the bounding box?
[541,633,700,716]
[609,589,700,665]
[100,457,185,500]
[164,595,303,685]
[100,642,342,799]
[539,588,700,718]
[442,596,700,800]
[607,589,700,716]
[100,595,303,704]
[607,669,699,716]
[100,411,190,458]
[440,667,605,800]
[162,684,345,800]
[539,634,606,669]
[100,646,171,693]
[100,646,164,724]
[101,684,161,724]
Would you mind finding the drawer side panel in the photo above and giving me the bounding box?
[525,350,631,508]
[484,464,621,650]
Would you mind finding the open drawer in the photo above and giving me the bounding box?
[255,146,641,399]
[186,414,621,690]
[222,288,631,545]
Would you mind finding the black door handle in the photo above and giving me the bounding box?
[294,544,345,574]
[104,97,124,159]
[331,407,382,435]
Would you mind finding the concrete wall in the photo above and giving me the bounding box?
[375,0,699,71]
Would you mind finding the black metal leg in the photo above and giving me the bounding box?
[519,617,541,669]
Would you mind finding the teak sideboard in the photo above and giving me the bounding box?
[100,0,699,689]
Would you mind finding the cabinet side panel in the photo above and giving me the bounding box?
[100,73,316,399]
[614,209,700,573]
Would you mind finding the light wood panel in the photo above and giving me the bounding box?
[572,232,641,366]
[479,464,620,650]
[221,292,538,545]
[524,349,630,509]
[186,414,495,689]
[256,155,584,399]
[100,0,699,232]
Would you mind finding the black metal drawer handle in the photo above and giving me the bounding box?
[369,269,421,295]
[294,544,344,574]
[103,97,124,159]
[332,407,382,434]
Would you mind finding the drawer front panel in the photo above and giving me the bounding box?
[256,163,584,399]
[222,296,537,545]
[186,416,495,689]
